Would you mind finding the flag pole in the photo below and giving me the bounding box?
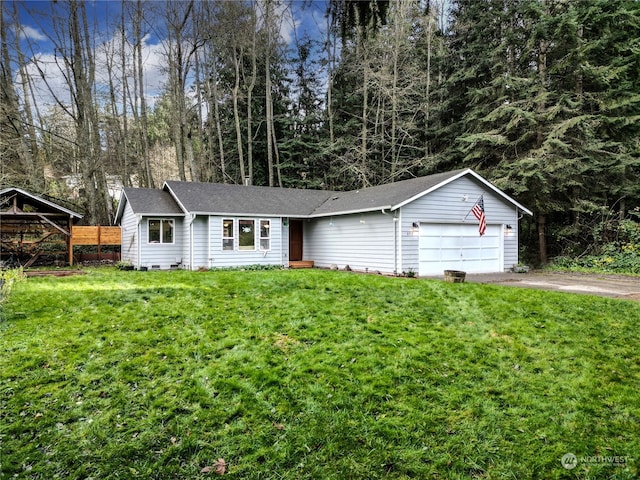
[463,192,485,222]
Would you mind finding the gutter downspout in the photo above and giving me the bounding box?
[280,218,284,267]
[393,211,398,275]
[137,216,142,270]
[189,214,196,271]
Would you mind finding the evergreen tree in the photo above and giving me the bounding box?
[438,0,640,262]
[279,36,327,189]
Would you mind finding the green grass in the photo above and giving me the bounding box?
[1,269,639,479]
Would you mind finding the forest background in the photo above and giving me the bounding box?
[1,0,639,265]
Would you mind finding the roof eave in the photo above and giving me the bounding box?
[114,190,127,224]
[310,206,394,218]
[392,169,471,210]
[184,211,312,218]
[464,169,533,215]
[138,212,187,217]
[392,169,533,215]
[1,187,83,219]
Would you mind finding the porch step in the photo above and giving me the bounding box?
[289,260,314,269]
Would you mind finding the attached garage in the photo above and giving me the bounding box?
[117,168,532,274]
[418,223,502,276]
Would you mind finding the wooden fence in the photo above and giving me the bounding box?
[72,226,121,246]
[71,226,121,265]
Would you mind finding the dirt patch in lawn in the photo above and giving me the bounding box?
[25,270,87,278]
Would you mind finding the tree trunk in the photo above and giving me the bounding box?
[265,0,275,186]
[12,4,42,189]
[1,6,33,186]
[232,46,246,182]
[165,1,196,182]
[120,7,129,187]
[208,52,226,183]
[80,0,111,223]
[67,0,110,224]
[360,48,369,188]
[246,2,257,186]
[537,214,548,265]
[133,0,153,188]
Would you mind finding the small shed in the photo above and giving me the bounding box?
[0,187,83,267]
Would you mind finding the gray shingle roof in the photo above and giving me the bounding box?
[164,181,333,216]
[121,188,185,215]
[118,168,533,220]
[311,169,467,216]
[163,170,468,217]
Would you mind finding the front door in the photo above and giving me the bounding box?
[289,220,303,261]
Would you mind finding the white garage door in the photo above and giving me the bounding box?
[418,223,502,276]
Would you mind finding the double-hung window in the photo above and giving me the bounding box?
[239,219,255,250]
[260,220,271,251]
[222,219,234,250]
[148,219,174,244]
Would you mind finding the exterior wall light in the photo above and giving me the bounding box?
[504,224,513,237]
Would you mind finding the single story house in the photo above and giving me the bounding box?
[114,168,532,276]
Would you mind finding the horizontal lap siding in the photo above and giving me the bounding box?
[120,203,139,267]
[305,213,396,273]
[400,176,520,273]
[208,216,284,268]
[183,217,191,269]
[191,216,209,269]
[140,217,185,270]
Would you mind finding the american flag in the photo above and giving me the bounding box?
[471,195,487,236]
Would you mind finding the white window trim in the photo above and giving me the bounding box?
[238,219,256,251]
[148,218,175,244]
[222,218,235,251]
[259,219,271,251]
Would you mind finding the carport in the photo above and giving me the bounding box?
[0,187,83,267]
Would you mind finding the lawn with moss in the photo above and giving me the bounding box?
[1,268,639,479]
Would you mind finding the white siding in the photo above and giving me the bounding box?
[139,217,185,270]
[120,202,140,267]
[181,216,190,270]
[191,216,209,269]
[207,216,285,268]
[399,175,520,273]
[304,212,397,273]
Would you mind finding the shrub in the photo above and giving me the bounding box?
[550,244,640,274]
[550,220,640,274]
[0,268,25,319]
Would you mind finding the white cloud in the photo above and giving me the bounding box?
[20,31,168,116]
[12,24,47,41]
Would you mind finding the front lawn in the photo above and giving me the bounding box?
[1,269,639,479]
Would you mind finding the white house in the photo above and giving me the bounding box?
[114,168,532,276]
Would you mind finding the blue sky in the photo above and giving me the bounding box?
[9,0,329,111]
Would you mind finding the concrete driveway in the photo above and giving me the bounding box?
[441,271,640,301]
